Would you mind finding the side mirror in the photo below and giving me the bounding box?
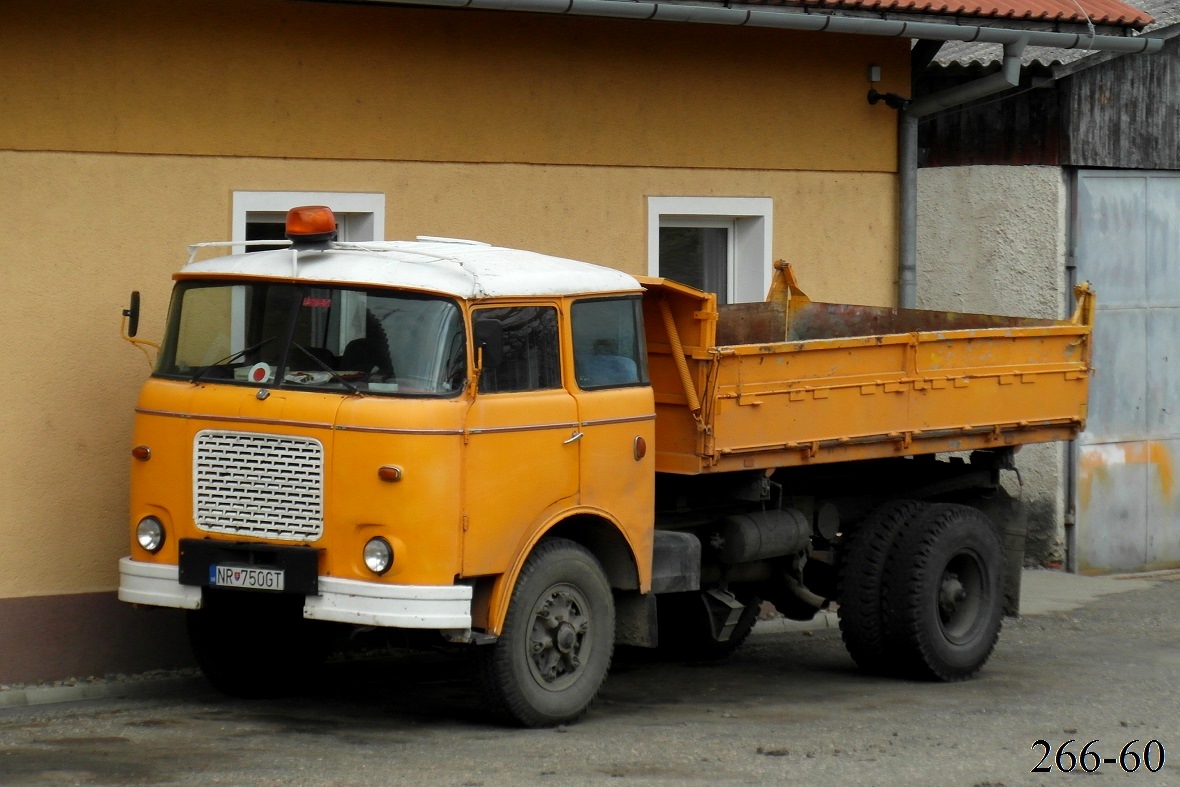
[122,291,141,338]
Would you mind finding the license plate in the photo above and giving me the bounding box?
[209,565,285,592]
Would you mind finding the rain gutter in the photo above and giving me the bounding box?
[376,0,1162,55]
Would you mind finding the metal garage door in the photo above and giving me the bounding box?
[1073,170,1180,572]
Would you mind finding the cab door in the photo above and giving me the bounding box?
[462,304,580,577]
[569,296,657,584]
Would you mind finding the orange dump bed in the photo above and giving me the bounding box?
[641,264,1094,475]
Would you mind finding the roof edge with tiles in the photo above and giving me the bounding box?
[701,0,1153,29]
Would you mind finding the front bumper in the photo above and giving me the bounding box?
[118,557,473,629]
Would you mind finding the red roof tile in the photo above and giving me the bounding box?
[731,0,1154,28]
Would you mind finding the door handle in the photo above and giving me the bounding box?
[563,431,584,445]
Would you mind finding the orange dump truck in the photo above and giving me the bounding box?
[119,206,1093,726]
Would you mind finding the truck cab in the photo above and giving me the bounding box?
[121,207,654,725]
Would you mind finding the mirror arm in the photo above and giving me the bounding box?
[121,328,160,368]
[467,345,483,395]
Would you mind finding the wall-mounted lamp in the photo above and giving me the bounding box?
[867,88,912,111]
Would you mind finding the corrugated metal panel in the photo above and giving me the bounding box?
[733,0,1154,27]
[1077,176,1148,309]
[1074,170,1180,571]
[1147,177,1180,309]
[936,1,1178,68]
[1085,309,1147,441]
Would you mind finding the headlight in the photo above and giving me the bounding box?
[136,517,165,553]
[363,537,393,575]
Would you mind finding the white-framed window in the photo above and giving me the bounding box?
[231,191,386,253]
[228,191,385,352]
[647,197,773,304]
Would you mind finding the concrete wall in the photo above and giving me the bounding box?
[0,0,910,682]
[916,165,1070,564]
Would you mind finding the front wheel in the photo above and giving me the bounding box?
[476,538,615,727]
[883,504,1006,681]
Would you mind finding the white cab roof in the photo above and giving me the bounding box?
[180,239,642,300]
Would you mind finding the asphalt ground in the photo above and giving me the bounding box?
[0,569,1177,786]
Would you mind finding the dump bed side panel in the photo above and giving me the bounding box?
[639,278,715,473]
[642,276,1094,475]
[702,326,1090,472]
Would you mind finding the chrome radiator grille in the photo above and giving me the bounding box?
[193,430,324,541]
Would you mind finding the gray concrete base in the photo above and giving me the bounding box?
[4,569,1176,711]
[1017,567,1171,615]
[751,567,1178,637]
[0,674,206,710]
[754,609,839,635]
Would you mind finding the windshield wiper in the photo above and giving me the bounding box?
[290,342,365,396]
[190,337,276,384]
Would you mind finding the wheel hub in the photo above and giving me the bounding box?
[939,572,968,616]
[556,622,577,653]
[528,586,590,686]
[937,551,987,643]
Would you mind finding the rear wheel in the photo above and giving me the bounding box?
[837,500,927,674]
[476,538,615,727]
[187,590,334,698]
[883,504,1005,681]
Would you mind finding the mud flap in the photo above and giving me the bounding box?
[614,591,659,648]
[703,589,746,643]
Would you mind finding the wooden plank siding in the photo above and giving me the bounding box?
[919,35,1180,170]
[919,66,1063,167]
[1064,35,1180,169]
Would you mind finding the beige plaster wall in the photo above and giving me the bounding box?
[916,165,1070,564]
[3,0,908,174]
[0,150,899,599]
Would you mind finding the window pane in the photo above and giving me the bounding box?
[474,306,561,393]
[571,298,648,389]
[155,282,464,396]
[364,293,467,394]
[244,220,289,253]
[659,226,729,304]
[169,286,237,369]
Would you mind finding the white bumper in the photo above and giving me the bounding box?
[119,557,202,609]
[303,575,472,628]
[118,557,473,629]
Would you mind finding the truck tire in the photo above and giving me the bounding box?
[950,487,1027,617]
[837,500,927,674]
[476,538,615,727]
[883,504,1005,681]
[655,591,761,661]
[186,590,333,698]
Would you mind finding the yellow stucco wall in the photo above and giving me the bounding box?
[3,153,898,598]
[0,0,907,600]
[3,0,906,172]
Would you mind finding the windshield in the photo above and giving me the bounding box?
[156,282,467,397]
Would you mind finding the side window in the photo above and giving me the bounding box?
[658,221,733,303]
[474,306,562,394]
[571,297,649,390]
[647,197,773,305]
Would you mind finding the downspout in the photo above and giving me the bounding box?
[897,39,1027,307]
[898,112,919,308]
